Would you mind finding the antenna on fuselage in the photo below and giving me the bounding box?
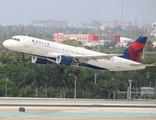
[26,34,31,36]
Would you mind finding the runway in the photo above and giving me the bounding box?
[1,97,156,107]
[0,97,156,120]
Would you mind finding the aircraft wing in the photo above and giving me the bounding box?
[71,54,123,62]
[46,52,123,63]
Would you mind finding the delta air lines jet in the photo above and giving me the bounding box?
[3,35,153,75]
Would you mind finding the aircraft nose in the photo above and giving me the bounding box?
[3,40,7,47]
[3,40,10,48]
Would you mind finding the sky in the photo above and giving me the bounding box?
[0,0,156,25]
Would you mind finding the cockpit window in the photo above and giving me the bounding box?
[10,37,20,41]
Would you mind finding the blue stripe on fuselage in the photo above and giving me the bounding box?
[79,63,108,70]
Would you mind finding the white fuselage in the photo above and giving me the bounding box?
[3,35,145,71]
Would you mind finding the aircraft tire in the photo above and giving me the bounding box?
[57,68,64,74]
[73,68,80,75]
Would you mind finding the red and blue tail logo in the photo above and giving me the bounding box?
[120,36,147,62]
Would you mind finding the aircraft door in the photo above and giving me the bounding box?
[24,37,34,54]
[25,38,29,47]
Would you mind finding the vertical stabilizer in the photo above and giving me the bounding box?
[121,36,147,62]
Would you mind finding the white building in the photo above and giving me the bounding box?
[150,22,156,37]
[141,87,155,97]
[116,37,133,47]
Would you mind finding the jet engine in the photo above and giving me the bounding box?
[56,55,73,65]
[31,56,48,65]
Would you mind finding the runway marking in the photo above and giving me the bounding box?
[0,111,156,117]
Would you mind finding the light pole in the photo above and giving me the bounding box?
[98,22,100,52]
[129,79,132,99]
[69,74,77,99]
[42,24,45,39]
[145,72,150,87]
[94,72,99,84]
[45,81,47,98]
[5,77,8,97]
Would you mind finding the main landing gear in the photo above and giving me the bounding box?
[57,67,80,75]
[73,68,80,75]
[57,67,64,74]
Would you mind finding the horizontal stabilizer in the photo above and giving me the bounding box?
[129,64,155,67]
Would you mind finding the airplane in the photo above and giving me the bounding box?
[3,35,154,75]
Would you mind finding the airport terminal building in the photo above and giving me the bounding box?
[53,33,132,47]
[53,33,120,44]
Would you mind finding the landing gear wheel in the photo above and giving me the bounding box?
[57,68,64,74]
[19,58,23,63]
[73,68,80,75]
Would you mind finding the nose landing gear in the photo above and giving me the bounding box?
[19,53,24,63]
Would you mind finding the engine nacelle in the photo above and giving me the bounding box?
[56,55,73,65]
[31,56,48,65]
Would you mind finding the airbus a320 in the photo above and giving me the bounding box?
[3,35,154,75]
